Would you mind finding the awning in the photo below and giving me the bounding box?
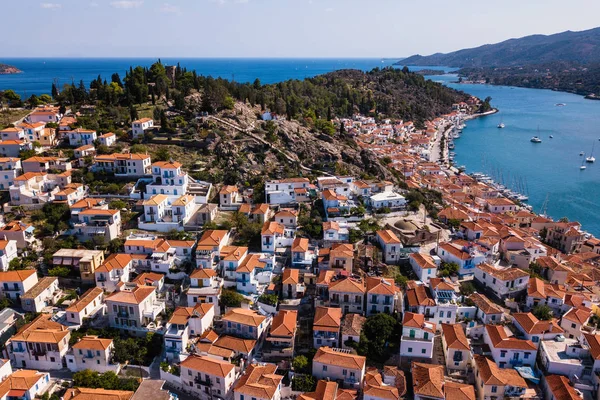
[514,366,540,384]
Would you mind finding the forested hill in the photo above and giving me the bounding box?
[251,67,469,123]
[398,27,600,68]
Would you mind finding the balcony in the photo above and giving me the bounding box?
[11,346,26,353]
[117,311,129,318]
[32,349,47,357]
[194,376,212,386]
[97,276,107,282]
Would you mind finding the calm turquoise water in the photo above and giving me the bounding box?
[429,74,600,236]
[0,58,413,96]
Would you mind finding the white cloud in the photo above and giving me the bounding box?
[211,0,226,5]
[110,1,143,9]
[160,2,180,13]
[325,7,334,12]
[234,0,249,3]
[90,2,99,7]
[40,3,61,9]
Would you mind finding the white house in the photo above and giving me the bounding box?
[473,354,528,400]
[409,253,439,282]
[222,308,270,341]
[106,284,165,336]
[511,312,564,346]
[365,277,399,316]
[400,312,435,360]
[483,324,537,368]
[179,355,236,400]
[0,369,51,400]
[323,221,349,242]
[264,178,310,205]
[98,132,116,147]
[474,263,529,300]
[312,346,366,389]
[234,363,283,400]
[164,303,214,360]
[368,191,406,210]
[436,241,485,277]
[132,118,154,138]
[95,254,133,293]
[441,323,471,373]
[313,306,342,349]
[261,221,294,253]
[559,306,592,339]
[66,287,105,325]
[376,230,402,264]
[67,336,118,373]
[0,269,38,301]
[67,128,97,147]
[20,277,60,313]
[0,239,18,271]
[469,293,504,324]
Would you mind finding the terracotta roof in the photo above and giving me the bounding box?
[412,362,444,399]
[180,355,235,378]
[269,310,297,337]
[66,287,103,313]
[222,308,266,327]
[282,268,299,285]
[234,363,282,399]
[190,268,217,279]
[323,221,340,231]
[546,375,582,400]
[313,307,342,332]
[363,368,400,400]
[251,203,270,215]
[477,263,529,281]
[329,277,366,294]
[330,243,354,259]
[377,229,401,244]
[316,270,336,286]
[143,194,169,206]
[444,382,476,400]
[0,269,36,282]
[313,346,366,370]
[95,254,133,273]
[132,272,164,286]
[527,277,546,298]
[406,285,436,307]
[236,254,266,273]
[172,195,194,206]
[584,333,600,360]
[72,336,113,351]
[409,253,437,270]
[562,306,592,325]
[341,313,366,337]
[469,293,503,315]
[441,323,470,350]
[485,324,536,350]
[298,380,345,400]
[0,369,49,399]
[403,312,436,334]
[366,277,397,295]
[473,355,527,387]
[214,335,256,354]
[512,313,563,335]
[105,285,155,305]
[152,161,181,169]
[261,221,284,235]
[10,314,69,344]
[198,230,229,247]
[292,237,309,253]
[219,185,238,195]
[220,246,247,261]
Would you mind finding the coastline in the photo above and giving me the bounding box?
[464,108,499,120]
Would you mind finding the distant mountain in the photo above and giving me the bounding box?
[398,27,600,67]
[0,63,21,74]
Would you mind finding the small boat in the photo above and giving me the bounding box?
[580,152,585,156]
[498,123,505,129]
[586,142,596,163]
[581,155,587,170]
[549,135,553,138]
[556,103,566,107]
[530,136,542,143]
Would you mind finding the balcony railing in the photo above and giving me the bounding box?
[32,349,47,356]
[194,376,212,386]
[117,311,129,318]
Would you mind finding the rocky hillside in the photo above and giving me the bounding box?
[0,63,22,74]
[399,27,600,67]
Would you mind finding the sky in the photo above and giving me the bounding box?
[2,0,600,58]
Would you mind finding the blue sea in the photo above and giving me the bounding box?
[428,74,600,236]
[1,58,599,235]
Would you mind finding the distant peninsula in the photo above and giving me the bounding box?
[0,63,22,74]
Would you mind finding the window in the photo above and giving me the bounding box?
[571,323,576,329]
[408,348,413,353]
[322,366,327,371]
[421,348,426,354]
[447,311,451,318]
[500,350,507,358]
[342,369,347,375]
[492,278,496,284]
[439,311,444,317]
[532,336,539,343]
[491,386,497,393]
[524,352,530,359]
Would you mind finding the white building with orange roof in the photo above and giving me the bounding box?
[368,191,406,210]
[250,203,272,224]
[179,355,236,400]
[313,306,342,348]
[485,197,516,214]
[0,126,25,141]
[0,239,17,272]
[0,269,38,301]
[67,336,118,373]
[106,283,165,335]
[17,121,46,142]
[66,287,105,325]
[73,208,121,243]
[140,193,197,232]
[409,252,439,282]
[323,220,349,242]
[298,379,357,400]
[261,221,294,253]
[472,354,528,400]
[234,363,283,400]
[0,139,32,158]
[219,185,242,209]
[74,144,96,158]
[6,313,71,370]
[0,157,21,190]
[0,369,51,400]
[312,346,366,389]
[376,230,402,265]
[0,220,34,249]
[20,276,60,313]
[366,277,399,316]
[222,308,270,340]
[560,306,592,339]
[52,248,104,283]
[483,324,537,368]
[9,172,60,205]
[164,303,215,360]
[511,312,564,346]
[172,194,196,224]
[27,105,62,123]
[363,367,406,400]
[264,177,311,205]
[196,229,230,268]
[329,277,365,315]
[236,253,269,295]
[281,268,304,299]
[66,128,97,147]
[63,388,134,400]
[54,183,87,206]
[95,254,134,292]
[98,132,116,147]
[145,160,189,200]
[21,156,71,174]
[436,241,485,277]
[326,243,354,274]
[474,263,529,300]
[291,237,317,268]
[441,323,471,372]
[131,118,154,138]
[92,152,152,177]
[273,209,298,228]
[264,309,298,360]
[400,312,435,360]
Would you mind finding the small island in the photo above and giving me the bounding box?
[0,63,22,74]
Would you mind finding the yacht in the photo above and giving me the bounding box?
[556,103,566,107]
[586,142,596,163]
[530,136,542,143]
[549,135,554,139]
[497,122,505,129]
[581,155,587,170]
[580,152,585,156]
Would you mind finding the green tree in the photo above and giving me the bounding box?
[257,293,278,306]
[357,313,399,362]
[292,355,308,372]
[48,266,70,277]
[459,281,476,296]
[532,305,553,321]
[438,262,459,277]
[220,289,244,307]
[292,375,316,392]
